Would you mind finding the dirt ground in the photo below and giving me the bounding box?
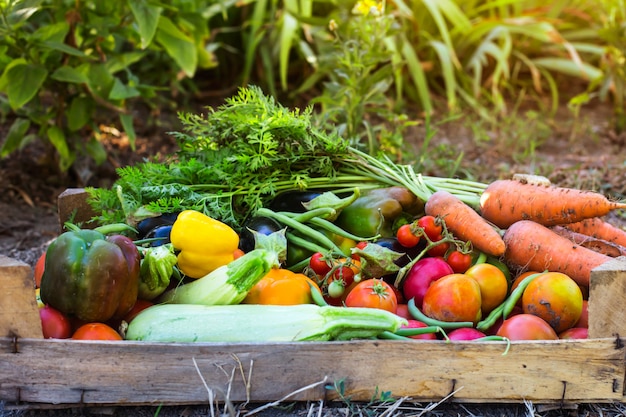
[1,100,626,416]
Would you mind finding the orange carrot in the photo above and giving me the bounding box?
[503,220,612,287]
[479,179,626,229]
[425,190,505,257]
[563,217,626,248]
[551,225,626,258]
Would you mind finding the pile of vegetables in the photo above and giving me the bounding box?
[33,87,626,344]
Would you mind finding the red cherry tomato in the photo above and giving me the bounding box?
[427,236,449,257]
[309,252,332,276]
[72,323,122,341]
[39,305,72,339]
[396,224,420,248]
[417,215,442,241]
[332,265,355,287]
[345,278,398,314]
[33,252,46,288]
[446,251,472,273]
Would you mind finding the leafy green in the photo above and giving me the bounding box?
[87,86,487,230]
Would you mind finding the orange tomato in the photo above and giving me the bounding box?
[422,273,482,323]
[521,272,583,333]
[33,252,46,288]
[243,268,320,305]
[72,323,122,341]
[464,263,509,315]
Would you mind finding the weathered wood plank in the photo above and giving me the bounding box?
[0,256,42,339]
[1,336,623,406]
[589,256,626,339]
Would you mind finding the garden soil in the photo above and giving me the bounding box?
[1,100,626,417]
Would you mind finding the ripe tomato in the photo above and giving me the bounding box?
[123,299,154,323]
[427,236,449,257]
[309,252,332,276]
[465,263,509,315]
[33,252,46,288]
[396,224,420,248]
[72,323,122,341]
[417,215,442,241]
[39,305,72,339]
[496,314,558,341]
[332,265,356,287]
[345,278,398,314]
[446,251,472,274]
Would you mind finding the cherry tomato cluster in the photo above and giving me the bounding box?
[396,215,473,273]
[308,250,363,304]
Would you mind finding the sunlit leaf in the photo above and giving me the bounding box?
[6,63,47,109]
[155,16,197,77]
[533,58,602,81]
[129,0,163,49]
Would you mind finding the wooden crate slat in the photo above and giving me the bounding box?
[1,337,624,406]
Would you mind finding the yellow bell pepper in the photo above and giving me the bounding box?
[170,210,240,279]
[243,268,321,305]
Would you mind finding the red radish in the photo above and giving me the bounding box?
[448,327,487,341]
[400,257,453,309]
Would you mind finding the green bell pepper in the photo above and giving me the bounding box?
[40,227,141,323]
[335,186,423,238]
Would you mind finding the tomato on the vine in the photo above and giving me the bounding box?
[417,215,442,241]
[332,265,356,287]
[72,323,122,341]
[309,252,332,276]
[345,278,398,313]
[446,250,472,273]
[396,224,420,248]
[427,236,449,257]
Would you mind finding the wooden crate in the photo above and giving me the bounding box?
[2,189,626,407]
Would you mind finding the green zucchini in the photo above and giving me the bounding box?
[157,248,278,306]
[125,303,407,342]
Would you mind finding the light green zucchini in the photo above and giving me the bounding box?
[125,303,407,342]
[157,248,278,306]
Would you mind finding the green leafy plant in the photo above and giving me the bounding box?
[0,0,225,172]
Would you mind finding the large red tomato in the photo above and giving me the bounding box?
[496,314,558,341]
[345,278,398,314]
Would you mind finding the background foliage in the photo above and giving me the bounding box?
[0,0,624,174]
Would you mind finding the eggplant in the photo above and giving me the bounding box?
[239,216,284,253]
[145,225,173,247]
[373,237,427,268]
[268,191,323,213]
[137,213,180,238]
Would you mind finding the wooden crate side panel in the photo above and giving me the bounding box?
[589,256,626,339]
[1,337,623,406]
[0,256,42,339]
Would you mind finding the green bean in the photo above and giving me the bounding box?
[407,298,474,330]
[257,208,344,254]
[308,282,328,307]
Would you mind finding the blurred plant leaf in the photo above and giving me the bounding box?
[129,0,163,49]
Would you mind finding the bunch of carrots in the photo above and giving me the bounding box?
[425,176,626,288]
